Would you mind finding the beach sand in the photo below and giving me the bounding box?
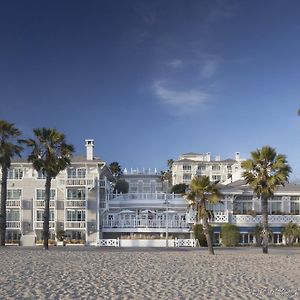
[0,247,300,299]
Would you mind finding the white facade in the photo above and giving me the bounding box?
[1,140,113,246]
[172,152,244,185]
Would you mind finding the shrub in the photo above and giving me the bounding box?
[114,179,129,194]
[171,183,188,194]
[193,224,213,247]
[221,224,240,247]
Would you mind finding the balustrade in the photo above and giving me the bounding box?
[6,221,21,228]
[7,200,21,207]
[34,221,55,228]
[65,221,86,229]
[103,218,188,228]
[232,214,300,224]
[65,200,86,208]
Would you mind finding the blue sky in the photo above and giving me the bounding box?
[1,1,300,178]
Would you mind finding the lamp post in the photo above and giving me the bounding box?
[163,199,170,247]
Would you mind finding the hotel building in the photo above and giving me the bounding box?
[172,152,244,185]
[1,144,300,247]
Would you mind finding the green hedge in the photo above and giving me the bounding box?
[221,224,240,247]
[193,224,213,247]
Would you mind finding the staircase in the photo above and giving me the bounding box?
[20,232,36,246]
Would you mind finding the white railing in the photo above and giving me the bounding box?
[7,200,21,207]
[65,200,86,208]
[34,221,55,228]
[97,238,196,248]
[98,238,120,247]
[65,221,86,229]
[232,214,300,224]
[7,221,21,228]
[187,211,228,224]
[111,193,182,201]
[35,200,55,208]
[60,177,95,186]
[174,238,196,247]
[102,218,188,228]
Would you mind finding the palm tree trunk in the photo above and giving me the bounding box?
[202,216,214,255]
[43,175,51,250]
[261,195,269,254]
[0,166,8,246]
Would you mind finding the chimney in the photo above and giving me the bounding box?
[235,152,240,161]
[206,152,211,162]
[215,155,221,161]
[85,139,94,160]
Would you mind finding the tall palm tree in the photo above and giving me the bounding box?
[242,146,291,254]
[109,161,122,178]
[22,128,74,250]
[185,176,221,255]
[0,120,23,246]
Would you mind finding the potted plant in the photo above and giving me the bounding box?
[56,230,66,246]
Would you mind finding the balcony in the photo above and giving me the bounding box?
[65,200,86,208]
[34,221,55,229]
[231,214,300,225]
[7,200,21,207]
[186,211,228,224]
[35,200,55,208]
[7,221,21,229]
[103,218,188,229]
[59,176,95,187]
[65,221,86,229]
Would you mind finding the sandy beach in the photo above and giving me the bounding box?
[0,247,300,300]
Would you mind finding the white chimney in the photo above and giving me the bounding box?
[206,152,211,162]
[235,152,240,161]
[85,139,94,160]
[215,155,221,161]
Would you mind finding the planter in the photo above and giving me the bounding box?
[57,241,65,246]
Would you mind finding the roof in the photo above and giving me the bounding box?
[182,152,205,156]
[11,155,104,164]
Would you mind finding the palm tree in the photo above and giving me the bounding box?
[242,146,291,254]
[22,128,74,250]
[109,161,122,178]
[282,222,300,246]
[185,176,221,255]
[0,120,23,246]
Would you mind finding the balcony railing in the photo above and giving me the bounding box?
[59,176,95,186]
[34,221,55,229]
[102,218,189,228]
[65,221,86,229]
[65,200,86,208]
[111,193,182,201]
[232,214,300,224]
[7,221,21,228]
[35,200,55,208]
[7,200,21,207]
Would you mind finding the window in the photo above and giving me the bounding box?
[182,165,191,171]
[36,189,56,200]
[36,210,54,221]
[67,168,86,178]
[8,168,23,180]
[7,189,22,200]
[212,165,221,171]
[212,175,221,181]
[7,209,20,221]
[269,202,282,215]
[37,170,46,179]
[67,210,86,221]
[183,174,192,180]
[233,201,252,214]
[198,165,206,171]
[67,189,86,200]
[291,201,300,214]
